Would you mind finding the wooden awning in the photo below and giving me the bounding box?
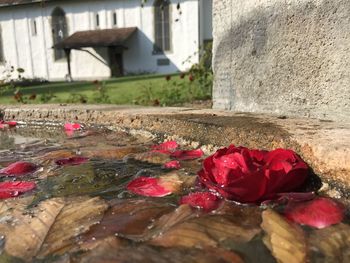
[54,27,137,49]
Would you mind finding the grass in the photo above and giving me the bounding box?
[0,73,207,106]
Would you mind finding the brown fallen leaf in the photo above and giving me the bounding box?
[0,196,108,261]
[0,198,66,260]
[309,223,350,262]
[261,209,307,263]
[132,151,171,164]
[37,196,109,257]
[36,150,76,165]
[76,242,244,263]
[81,199,174,244]
[149,214,261,248]
[82,146,146,159]
[158,172,196,194]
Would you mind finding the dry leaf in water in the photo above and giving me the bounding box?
[261,209,307,263]
[308,223,350,262]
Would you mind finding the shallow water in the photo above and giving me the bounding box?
[0,124,349,263]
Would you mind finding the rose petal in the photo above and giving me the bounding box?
[180,192,223,212]
[284,197,345,229]
[4,121,17,127]
[171,149,204,160]
[55,156,89,166]
[126,177,172,197]
[64,123,81,131]
[0,161,38,176]
[0,181,36,199]
[163,160,181,169]
[151,141,179,154]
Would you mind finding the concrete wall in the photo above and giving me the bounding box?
[0,0,206,81]
[212,0,350,121]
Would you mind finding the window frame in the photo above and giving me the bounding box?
[31,19,38,36]
[153,0,172,54]
[112,11,117,27]
[51,7,68,61]
[0,25,4,63]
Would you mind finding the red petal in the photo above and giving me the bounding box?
[284,197,345,229]
[126,177,172,197]
[151,140,179,154]
[180,192,223,212]
[64,123,81,131]
[55,156,89,166]
[0,161,38,176]
[0,181,36,199]
[4,121,17,127]
[0,124,8,129]
[163,160,181,169]
[171,149,204,160]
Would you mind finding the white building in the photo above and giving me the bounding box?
[0,0,212,81]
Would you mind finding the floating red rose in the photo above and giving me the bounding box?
[197,145,309,203]
[126,177,172,197]
[55,156,89,166]
[0,161,38,176]
[284,197,345,229]
[0,181,36,199]
[180,192,223,212]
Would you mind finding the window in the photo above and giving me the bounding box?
[95,13,100,28]
[0,26,4,63]
[112,11,117,27]
[51,7,68,60]
[31,19,37,36]
[154,0,171,53]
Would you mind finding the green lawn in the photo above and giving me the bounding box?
[0,73,210,106]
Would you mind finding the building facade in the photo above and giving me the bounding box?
[0,0,212,81]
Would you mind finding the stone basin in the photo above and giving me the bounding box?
[1,104,349,196]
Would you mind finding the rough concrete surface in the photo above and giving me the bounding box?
[212,0,350,121]
[1,104,349,193]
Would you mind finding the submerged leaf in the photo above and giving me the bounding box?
[0,196,108,260]
[309,223,350,262]
[284,197,345,229]
[55,156,89,166]
[261,209,307,263]
[171,149,204,160]
[37,196,108,257]
[0,181,36,199]
[149,213,261,248]
[77,243,244,263]
[0,161,38,176]
[127,177,172,197]
[82,199,174,243]
[0,198,66,260]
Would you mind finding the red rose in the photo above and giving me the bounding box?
[197,145,309,203]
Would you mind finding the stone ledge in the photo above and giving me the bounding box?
[1,104,349,193]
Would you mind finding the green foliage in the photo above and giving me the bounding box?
[66,93,88,104]
[91,80,111,103]
[40,91,56,103]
